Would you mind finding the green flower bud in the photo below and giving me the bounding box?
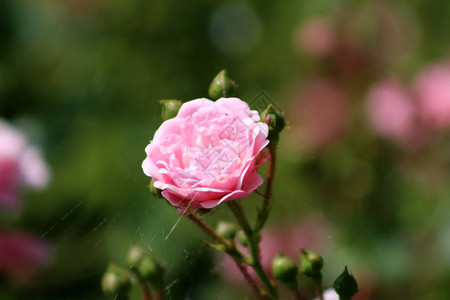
[208,69,237,100]
[299,249,324,279]
[137,253,163,287]
[126,244,145,268]
[237,230,249,247]
[101,264,132,297]
[149,178,162,198]
[272,254,298,290]
[215,221,237,240]
[260,104,286,145]
[333,266,358,300]
[158,99,182,121]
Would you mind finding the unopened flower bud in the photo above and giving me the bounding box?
[149,178,162,198]
[126,244,145,268]
[101,264,132,297]
[237,230,249,247]
[216,221,237,240]
[260,104,286,145]
[137,253,163,287]
[333,266,358,300]
[158,99,182,121]
[272,254,298,290]
[208,69,237,100]
[300,249,323,275]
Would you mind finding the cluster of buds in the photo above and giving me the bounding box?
[101,244,164,299]
[101,264,132,299]
[269,248,358,299]
[269,249,322,295]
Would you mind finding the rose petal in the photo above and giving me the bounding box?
[142,97,269,209]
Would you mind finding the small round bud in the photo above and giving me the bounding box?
[260,104,286,145]
[237,230,249,247]
[101,264,132,296]
[208,69,237,100]
[158,99,182,121]
[333,266,358,300]
[149,178,162,198]
[237,231,260,247]
[272,254,298,290]
[215,221,237,240]
[138,254,163,286]
[300,249,323,277]
[126,244,145,268]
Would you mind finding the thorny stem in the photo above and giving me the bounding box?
[255,146,277,233]
[234,261,267,300]
[186,213,229,245]
[227,201,253,237]
[227,201,278,300]
[185,213,266,300]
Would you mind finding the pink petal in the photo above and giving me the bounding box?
[176,98,215,118]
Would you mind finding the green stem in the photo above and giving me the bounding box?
[227,201,278,299]
[255,146,277,233]
[234,260,267,300]
[186,213,265,300]
[186,213,229,245]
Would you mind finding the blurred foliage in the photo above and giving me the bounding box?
[1,0,450,299]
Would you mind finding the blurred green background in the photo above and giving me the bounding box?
[1,0,450,299]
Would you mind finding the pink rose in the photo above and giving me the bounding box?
[414,61,450,130]
[142,98,269,209]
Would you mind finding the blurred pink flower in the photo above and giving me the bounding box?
[367,79,415,142]
[366,78,430,149]
[20,148,50,188]
[295,18,336,57]
[290,80,348,150]
[142,98,269,209]
[0,119,50,210]
[0,230,49,281]
[414,61,450,131]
